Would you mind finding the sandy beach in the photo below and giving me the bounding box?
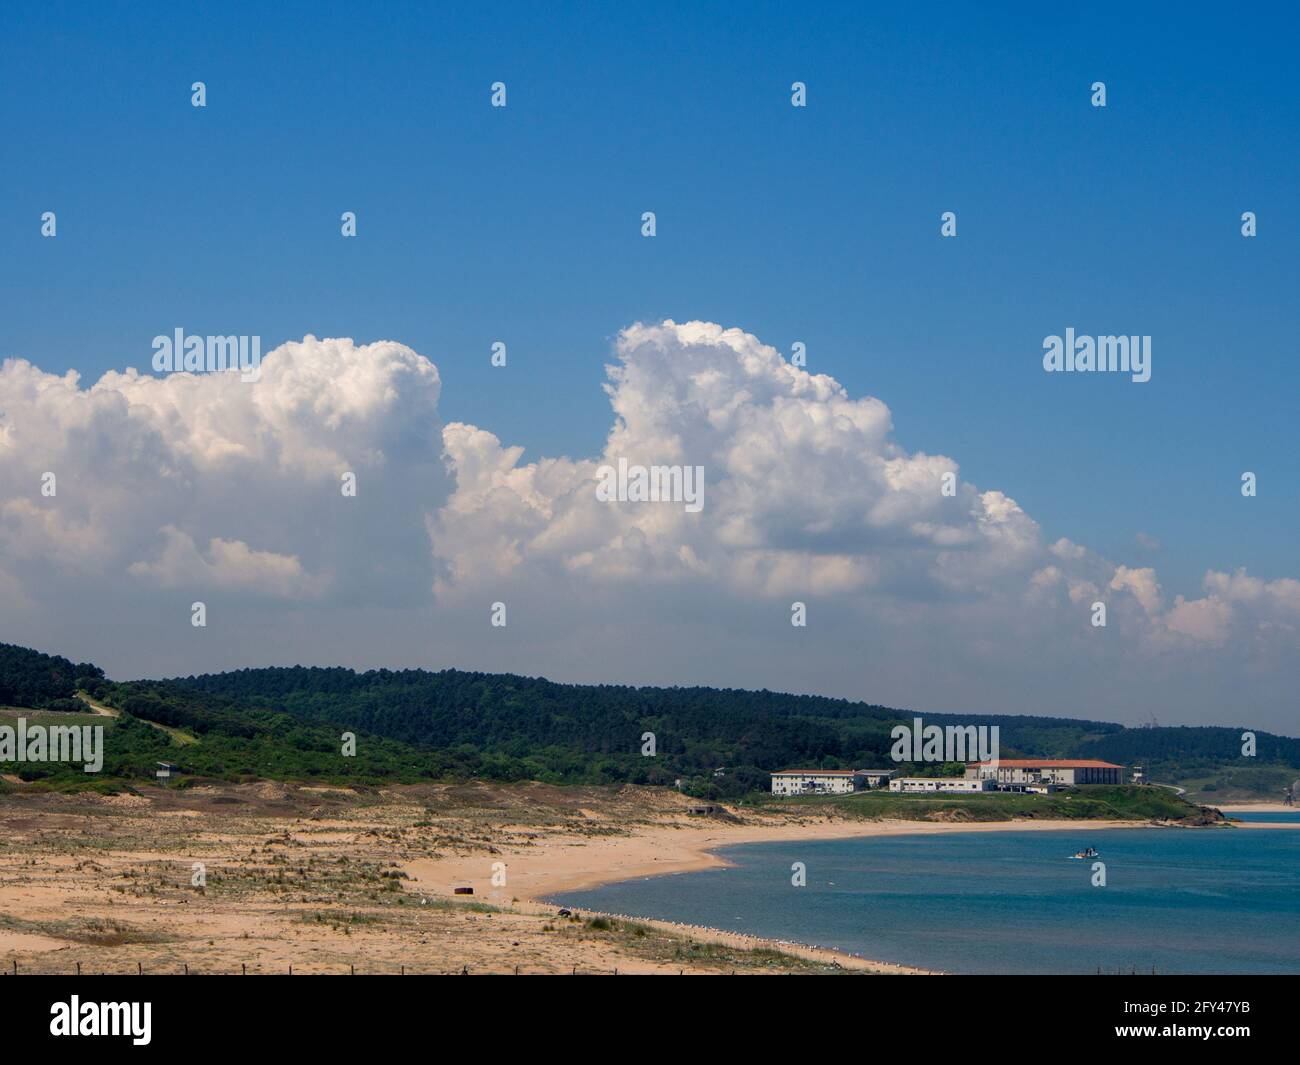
[405,814,1150,900]
[404,812,1163,974]
[0,780,1279,975]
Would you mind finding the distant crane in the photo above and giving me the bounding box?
[1142,711,1159,730]
[1286,780,1298,807]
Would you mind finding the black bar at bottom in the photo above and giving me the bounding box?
[0,972,1283,1049]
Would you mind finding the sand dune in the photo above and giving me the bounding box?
[0,781,1264,975]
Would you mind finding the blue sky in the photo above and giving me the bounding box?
[4,2,1296,591]
[1,3,1297,726]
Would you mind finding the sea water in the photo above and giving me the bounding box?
[548,827,1300,974]
[1228,809,1300,823]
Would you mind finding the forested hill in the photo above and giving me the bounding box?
[175,664,1119,780]
[1,643,1296,798]
[0,644,103,710]
[173,664,1299,798]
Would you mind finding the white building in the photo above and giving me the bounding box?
[965,759,1126,786]
[889,777,995,793]
[770,768,898,796]
[770,769,864,796]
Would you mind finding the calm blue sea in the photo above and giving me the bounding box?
[1228,810,1300,823]
[548,827,1300,974]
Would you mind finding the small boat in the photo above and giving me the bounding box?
[1069,846,1099,859]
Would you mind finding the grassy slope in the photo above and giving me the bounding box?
[1176,764,1299,803]
[764,785,1225,824]
[0,693,439,794]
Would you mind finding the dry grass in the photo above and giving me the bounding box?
[0,780,842,975]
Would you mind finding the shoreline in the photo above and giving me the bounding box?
[408,809,1300,973]
[3,781,1295,976]
[406,815,1164,975]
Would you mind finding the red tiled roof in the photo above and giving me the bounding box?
[973,759,1125,769]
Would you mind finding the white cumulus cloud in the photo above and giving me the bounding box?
[0,321,1296,731]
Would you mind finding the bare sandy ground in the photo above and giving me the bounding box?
[0,781,1259,976]
[3,782,907,975]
